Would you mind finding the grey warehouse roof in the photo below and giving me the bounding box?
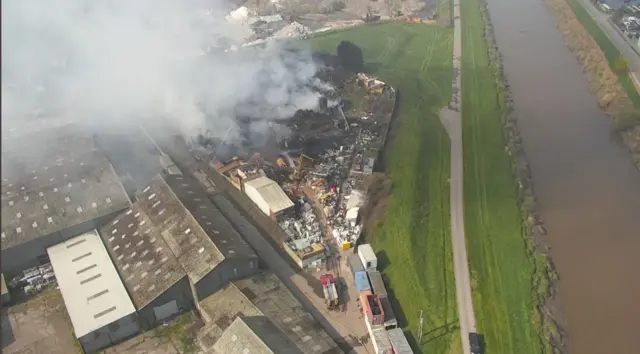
[198,272,340,354]
[140,174,256,283]
[99,201,186,309]
[100,173,257,307]
[211,316,302,354]
[1,127,130,250]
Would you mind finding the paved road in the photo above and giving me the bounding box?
[577,0,640,72]
[439,1,477,353]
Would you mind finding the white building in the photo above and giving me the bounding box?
[244,176,294,220]
[47,230,139,353]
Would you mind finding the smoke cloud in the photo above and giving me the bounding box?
[2,0,330,152]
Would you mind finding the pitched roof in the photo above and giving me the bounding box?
[198,273,340,354]
[212,316,302,354]
[47,230,136,337]
[244,176,294,214]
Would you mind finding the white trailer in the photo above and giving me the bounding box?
[358,244,378,270]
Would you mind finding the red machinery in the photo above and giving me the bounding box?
[321,274,339,310]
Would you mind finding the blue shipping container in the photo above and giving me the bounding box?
[354,271,372,293]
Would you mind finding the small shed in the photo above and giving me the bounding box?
[244,176,294,219]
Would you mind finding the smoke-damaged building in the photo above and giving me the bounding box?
[1,126,131,275]
[99,173,259,327]
[197,272,340,354]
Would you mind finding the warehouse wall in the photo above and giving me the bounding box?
[137,275,194,329]
[1,212,121,277]
[79,312,140,353]
[194,257,259,301]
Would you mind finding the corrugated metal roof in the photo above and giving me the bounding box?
[47,230,136,338]
[1,129,130,250]
[367,270,387,298]
[244,176,294,214]
[387,328,414,353]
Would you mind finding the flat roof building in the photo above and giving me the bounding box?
[47,230,139,353]
[197,272,340,354]
[1,125,131,275]
[243,176,294,219]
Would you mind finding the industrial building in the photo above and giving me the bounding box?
[243,176,294,220]
[1,126,131,275]
[197,272,340,354]
[210,316,303,354]
[98,198,193,329]
[99,173,259,326]
[47,230,140,353]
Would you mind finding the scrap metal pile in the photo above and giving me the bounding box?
[8,263,57,297]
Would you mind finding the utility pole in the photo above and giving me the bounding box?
[418,310,424,343]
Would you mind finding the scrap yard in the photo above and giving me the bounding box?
[190,65,397,272]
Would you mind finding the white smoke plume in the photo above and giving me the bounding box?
[2,0,329,149]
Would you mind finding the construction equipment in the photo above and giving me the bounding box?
[321,274,340,310]
[296,153,314,175]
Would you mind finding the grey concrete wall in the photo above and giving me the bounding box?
[79,312,140,353]
[194,257,259,301]
[137,275,194,329]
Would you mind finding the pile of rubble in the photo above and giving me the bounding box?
[272,21,311,39]
[279,198,323,243]
[8,263,57,297]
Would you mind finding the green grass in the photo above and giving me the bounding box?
[461,0,545,353]
[307,22,457,354]
[566,0,640,108]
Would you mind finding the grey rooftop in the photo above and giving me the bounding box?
[1,128,130,250]
[199,272,340,354]
[133,174,256,284]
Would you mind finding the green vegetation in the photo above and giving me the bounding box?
[461,0,547,353]
[566,0,640,107]
[308,22,458,353]
[154,312,197,353]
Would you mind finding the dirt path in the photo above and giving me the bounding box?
[438,0,477,353]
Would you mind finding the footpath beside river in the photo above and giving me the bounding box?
[483,0,640,353]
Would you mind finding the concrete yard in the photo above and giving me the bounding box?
[1,288,79,354]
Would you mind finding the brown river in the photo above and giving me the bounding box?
[483,0,640,353]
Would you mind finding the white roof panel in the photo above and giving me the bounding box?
[48,230,136,338]
[244,176,294,214]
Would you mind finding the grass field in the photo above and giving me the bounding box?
[567,0,640,108]
[307,22,458,354]
[461,0,544,353]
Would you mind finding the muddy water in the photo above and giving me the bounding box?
[483,0,640,353]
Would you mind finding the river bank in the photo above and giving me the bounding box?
[546,0,640,168]
[474,0,565,352]
[483,0,640,352]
